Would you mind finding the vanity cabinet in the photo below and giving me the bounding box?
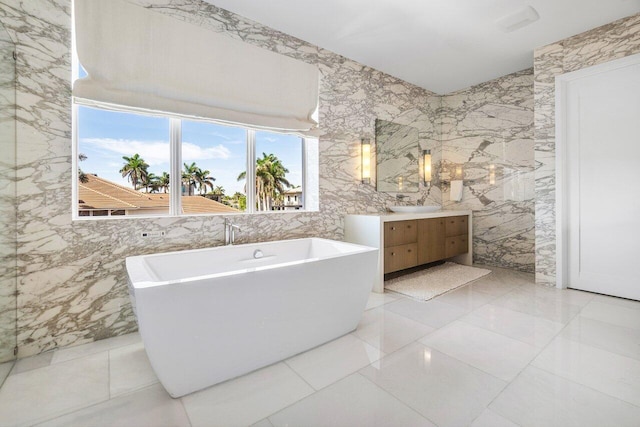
[417,218,446,264]
[345,210,473,292]
[444,216,469,258]
[384,220,418,273]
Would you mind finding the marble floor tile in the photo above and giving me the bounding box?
[181,362,313,427]
[51,332,141,364]
[365,292,399,310]
[4,267,640,427]
[465,266,533,295]
[360,343,506,427]
[0,353,109,426]
[579,299,640,331]
[285,334,383,390]
[470,409,519,427]
[560,315,640,360]
[109,342,158,397]
[385,298,467,329]
[353,307,435,353]
[461,303,565,348]
[436,285,497,311]
[268,373,435,427]
[592,294,640,311]
[492,287,582,324]
[251,419,274,427]
[420,321,540,381]
[0,360,13,386]
[490,366,640,427]
[509,284,595,308]
[35,384,190,427]
[11,350,53,375]
[465,279,523,297]
[532,337,640,406]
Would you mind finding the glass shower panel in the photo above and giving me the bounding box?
[0,22,16,363]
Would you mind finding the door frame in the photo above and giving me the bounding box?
[555,52,640,289]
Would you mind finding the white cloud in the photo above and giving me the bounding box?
[81,138,232,165]
[182,141,231,161]
[82,138,169,165]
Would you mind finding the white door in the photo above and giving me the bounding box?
[563,57,640,300]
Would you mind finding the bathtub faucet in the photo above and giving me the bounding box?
[224,218,241,245]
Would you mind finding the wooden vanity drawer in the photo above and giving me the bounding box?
[417,217,446,264]
[384,243,418,273]
[384,220,417,247]
[445,215,469,237]
[445,235,469,258]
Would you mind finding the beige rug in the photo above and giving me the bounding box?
[385,262,491,301]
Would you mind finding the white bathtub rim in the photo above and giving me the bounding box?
[126,237,377,289]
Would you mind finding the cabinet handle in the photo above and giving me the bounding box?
[391,227,396,231]
[391,252,395,256]
[408,249,412,253]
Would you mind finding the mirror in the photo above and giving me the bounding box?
[375,119,419,192]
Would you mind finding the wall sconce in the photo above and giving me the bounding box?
[489,164,496,185]
[423,149,432,186]
[455,166,464,179]
[398,176,404,191]
[361,138,371,184]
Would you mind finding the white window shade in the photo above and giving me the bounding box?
[73,0,319,133]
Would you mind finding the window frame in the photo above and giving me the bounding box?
[72,102,310,220]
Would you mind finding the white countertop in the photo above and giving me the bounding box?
[346,210,472,222]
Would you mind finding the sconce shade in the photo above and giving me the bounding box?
[361,139,371,184]
[423,149,432,185]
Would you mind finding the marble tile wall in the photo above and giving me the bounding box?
[440,70,535,273]
[0,26,16,362]
[533,14,640,285]
[0,0,441,357]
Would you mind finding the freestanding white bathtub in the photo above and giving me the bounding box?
[125,237,378,398]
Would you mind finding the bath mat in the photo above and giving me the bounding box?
[385,262,491,301]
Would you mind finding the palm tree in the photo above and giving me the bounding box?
[120,154,149,191]
[238,153,291,211]
[195,168,216,195]
[158,172,170,193]
[211,185,225,196]
[182,162,199,196]
[78,153,89,184]
[142,173,161,193]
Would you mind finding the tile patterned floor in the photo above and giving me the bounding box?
[1,266,639,426]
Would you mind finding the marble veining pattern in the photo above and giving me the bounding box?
[441,69,535,273]
[0,0,441,357]
[533,14,640,285]
[0,29,16,362]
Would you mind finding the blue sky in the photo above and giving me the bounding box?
[77,106,303,195]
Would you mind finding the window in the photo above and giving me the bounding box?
[74,105,314,218]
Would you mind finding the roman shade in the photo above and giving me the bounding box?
[73,0,319,133]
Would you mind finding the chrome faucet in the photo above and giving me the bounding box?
[224,218,241,245]
[396,194,409,203]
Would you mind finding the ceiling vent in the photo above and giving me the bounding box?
[496,5,540,33]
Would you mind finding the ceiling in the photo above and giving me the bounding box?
[204,0,640,94]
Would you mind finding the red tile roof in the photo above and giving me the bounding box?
[79,175,239,214]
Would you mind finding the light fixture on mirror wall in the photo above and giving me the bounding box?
[361,138,371,184]
[398,176,404,191]
[489,164,496,185]
[423,149,432,187]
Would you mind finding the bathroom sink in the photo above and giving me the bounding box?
[390,205,442,213]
